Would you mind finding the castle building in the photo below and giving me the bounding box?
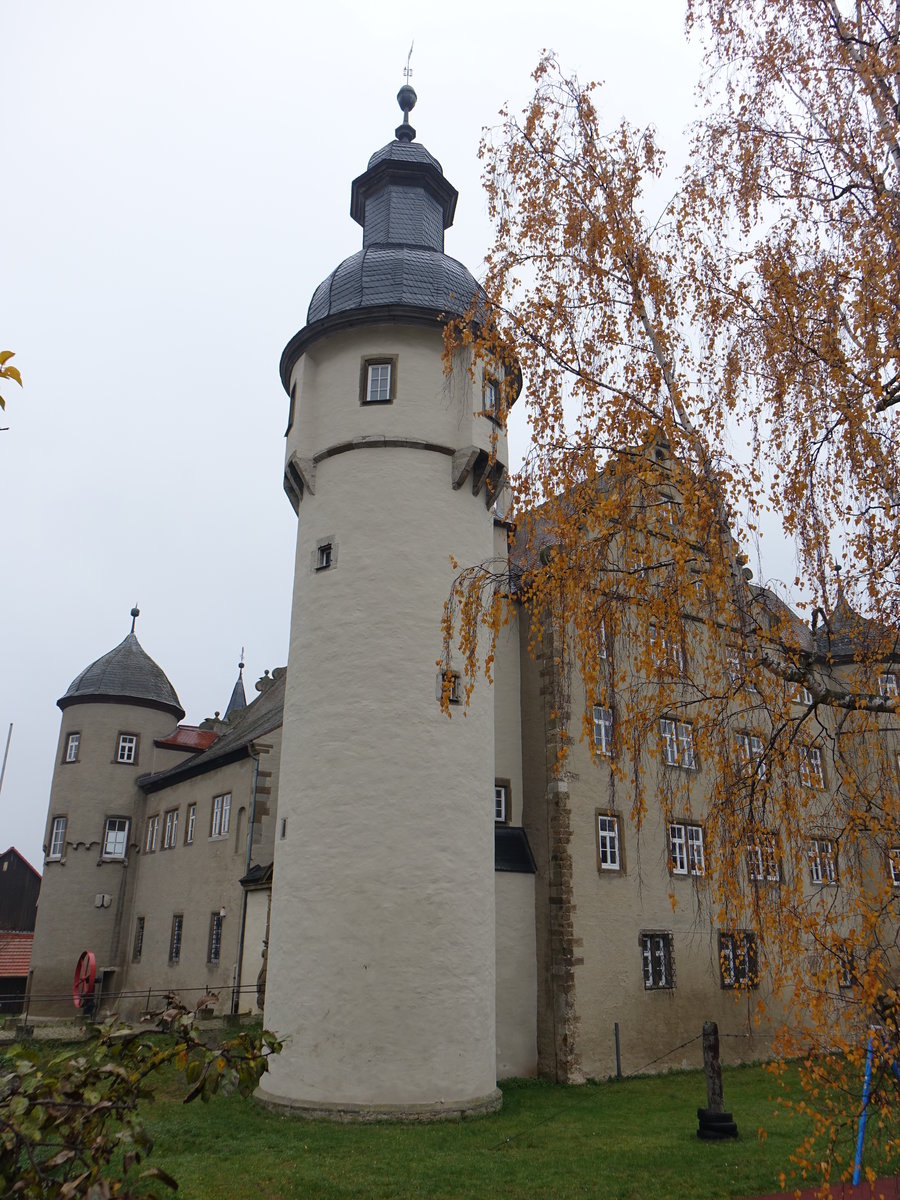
[27,89,899,1107]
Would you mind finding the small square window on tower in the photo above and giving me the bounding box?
[316,543,332,570]
[361,357,397,404]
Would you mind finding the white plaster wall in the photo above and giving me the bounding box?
[263,328,499,1111]
[495,872,537,1078]
[239,889,269,1014]
[288,325,504,466]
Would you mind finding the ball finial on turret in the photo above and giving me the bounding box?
[396,85,417,143]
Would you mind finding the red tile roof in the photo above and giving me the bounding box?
[0,932,33,977]
[154,726,218,753]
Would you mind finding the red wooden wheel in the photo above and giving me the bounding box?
[73,950,96,1009]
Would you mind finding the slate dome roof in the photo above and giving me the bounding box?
[280,87,484,390]
[59,632,185,719]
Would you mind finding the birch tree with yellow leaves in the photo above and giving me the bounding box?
[444,2,900,1180]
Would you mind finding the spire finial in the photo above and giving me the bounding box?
[239,646,245,673]
[130,604,140,634]
[396,44,417,143]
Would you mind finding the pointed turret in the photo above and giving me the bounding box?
[225,652,247,718]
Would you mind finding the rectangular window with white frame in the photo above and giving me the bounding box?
[747,831,780,882]
[48,816,67,860]
[494,783,508,823]
[145,815,159,854]
[483,375,501,421]
[185,803,196,845]
[794,683,814,705]
[808,837,837,885]
[596,812,622,872]
[669,821,704,876]
[592,705,613,757]
[163,808,178,850]
[103,817,129,859]
[63,733,80,763]
[736,732,766,779]
[649,625,685,673]
[879,672,899,699]
[169,914,183,965]
[207,912,223,965]
[719,931,758,989]
[800,745,825,789]
[660,719,696,769]
[116,733,138,764]
[641,932,674,989]
[361,358,395,404]
[211,793,232,839]
[888,847,900,886]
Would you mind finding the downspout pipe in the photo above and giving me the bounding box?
[232,744,260,1015]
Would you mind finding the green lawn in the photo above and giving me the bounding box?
[137,1066,854,1200]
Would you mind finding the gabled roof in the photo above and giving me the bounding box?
[59,631,184,719]
[139,668,285,794]
[0,847,41,882]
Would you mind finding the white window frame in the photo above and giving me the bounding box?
[211,793,232,839]
[103,817,129,859]
[747,831,779,882]
[64,733,80,763]
[316,542,333,571]
[669,822,705,876]
[800,745,825,789]
[494,785,507,823]
[660,719,696,769]
[483,375,501,419]
[719,931,758,989]
[737,732,766,779]
[163,808,178,850]
[145,814,159,854]
[186,803,196,845]
[879,672,899,699]
[48,816,67,860]
[658,494,678,528]
[641,932,673,989]
[649,625,685,673]
[794,684,814,705]
[592,705,613,757]
[116,733,137,764]
[441,671,462,705]
[725,646,743,687]
[889,847,900,886]
[365,361,392,404]
[597,813,621,871]
[808,837,837,885]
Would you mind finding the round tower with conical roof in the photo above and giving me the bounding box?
[29,614,184,1015]
[259,90,513,1118]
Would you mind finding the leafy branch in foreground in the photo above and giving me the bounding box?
[0,997,282,1199]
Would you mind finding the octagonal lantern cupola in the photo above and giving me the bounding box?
[280,87,482,390]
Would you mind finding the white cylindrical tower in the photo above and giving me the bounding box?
[258,89,511,1118]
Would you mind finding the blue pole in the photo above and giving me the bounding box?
[853,1033,876,1186]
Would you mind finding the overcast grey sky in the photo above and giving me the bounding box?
[1,2,706,867]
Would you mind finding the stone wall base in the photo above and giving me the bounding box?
[254,1085,503,1124]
